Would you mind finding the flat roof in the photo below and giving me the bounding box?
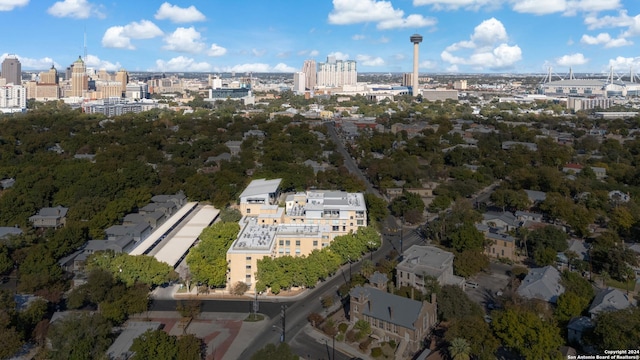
[153,205,220,267]
[129,202,198,256]
[239,178,282,198]
[229,216,277,252]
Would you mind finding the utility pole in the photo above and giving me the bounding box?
[280,305,287,342]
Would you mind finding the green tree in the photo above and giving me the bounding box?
[448,337,471,360]
[364,193,389,225]
[48,313,113,360]
[131,329,178,360]
[250,342,298,360]
[590,306,640,351]
[437,285,483,321]
[0,244,13,275]
[86,252,178,287]
[554,292,588,324]
[177,334,205,360]
[492,306,563,360]
[445,316,499,360]
[186,222,240,287]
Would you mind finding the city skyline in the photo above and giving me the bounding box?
[0,0,639,74]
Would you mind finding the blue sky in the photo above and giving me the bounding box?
[1,0,639,74]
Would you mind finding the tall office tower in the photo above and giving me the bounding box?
[70,56,88,97]
[208,74,222,89]
[401,73,413,87]
[316,56,357,87]
[0,84,27,111]
[293,72,306,94]
[410,34,423,97]
[96,69,112,81]
[39,65,59,85]
[1,55,22,85]
[301,60,316,90]
[115,69,129,97]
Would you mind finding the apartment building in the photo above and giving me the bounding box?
[227,178,367,290]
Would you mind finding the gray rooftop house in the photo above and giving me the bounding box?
[517,265,565,304]
[139,201,177,217]
[589,288,634,319]
[349,285,437,355]
[482,211,520,232]
[397,245,465,291]
[29,205,68,228]
[0,178,15,189]
[524,189,547,204]
[502,141,538,151]
[122,211,165,229]
[0,226,22,239]
[150,192,187,208]
[105,223,151,243]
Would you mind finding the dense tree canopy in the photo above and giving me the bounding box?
[186,222,240,287]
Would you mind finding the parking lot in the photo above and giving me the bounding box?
[464,261,512,310]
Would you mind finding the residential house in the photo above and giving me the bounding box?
[567,316,595,352]
[29,205,68,228]
[588,288,634,319]
[481,211,520,232]
[349,285,437,354]
[105,223,151,243]
[517,266,565,304]
[150,192,187,208]
[0,226,22,239]
[483,231,517,261]
[123,211,165,229]
[60,237,138,272]
[396,245,465,291]
[524,189,547,204]
[0,177,15,189]
[139,201,177,218]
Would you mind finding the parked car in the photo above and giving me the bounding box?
[465,281,479,289]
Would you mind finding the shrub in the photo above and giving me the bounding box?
[323,319,338,336]
[230,281,249,295]
[336,333,345,342]
[321,295,334,309]
[359,338,372,351]
[307,312,323,327]
[338,322,348,334]
[388,339,396,348]
[371,347,383,358]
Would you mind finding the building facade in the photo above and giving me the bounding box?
[317,56,357,87]
[350,285,437,354]
[227,178,367,290]
[302,59,316,90]
[1,55,21,85]
[293,72,305,94]
[396,245,465,290]
[0,84,27,113]
[70,57,88,97]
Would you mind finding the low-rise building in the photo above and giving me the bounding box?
[29,205,68,228]
[588,288,635,319]
[396,245,465,290]
[517,265,565,304]
[349,285,437,354]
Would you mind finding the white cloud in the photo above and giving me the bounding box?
[393,53,405,60]
[0,53,60,69]
[297,50,320,57]
[47,0,102,19]
[154,56,211,72]
[328,0,436,30]
[419,60,438,69]
[606,56,640,71]
[154,2,206,23]
[446,64,459,72]
[309,50,319,57]
[555,53,588,66]
[273,63,297,72]
[102,20,163,50]
[564,0,621,15]
[511,0,566,15]
[208,44,227,57]
[378,36,390,43]
[328,51,350,60]
[85,54,121,71]
[413,0,501,11]
[356,54,385,66]
[441,18,521,70]
[252,49,266,57]
[580,33,632,48]
[352,34,365,40]
[162,27,206,53]
[0,0,28,11]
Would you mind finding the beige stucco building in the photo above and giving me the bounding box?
[226,178,367,291]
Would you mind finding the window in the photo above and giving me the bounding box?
[357,220,364,225]
[342,226,346,231]
[246,256,252,261]
[350,223,353,227]
[245,274,252,282]
[313,240,318,247]
[295,240,300,246]
[285,240,290,246]
[246,265,251,270]
[332,226,339,231]
[353,304,358,312]
[279,240,284,246]
[246,208,251,214]
[501,249,504,256]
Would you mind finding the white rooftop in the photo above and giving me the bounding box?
[239,178,282,198]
